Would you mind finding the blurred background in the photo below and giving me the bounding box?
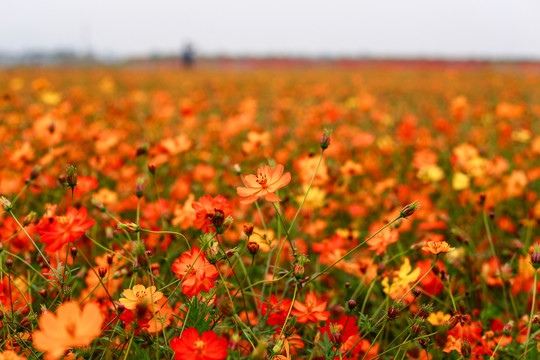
[1,0,539,67]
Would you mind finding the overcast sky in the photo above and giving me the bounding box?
[1,0,540,59]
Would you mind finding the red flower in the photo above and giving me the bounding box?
[170,328,228,360]
[192,195,231,233]
[36,206,96,252]
[171,247,219,297]
[261,294,292,328]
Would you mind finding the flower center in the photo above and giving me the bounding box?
[256,173,268,186]
[57,216,69,225]
[135,290,146,298]
[194,339,206,353]
[65,321,77,337]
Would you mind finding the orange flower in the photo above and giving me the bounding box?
[422,240,455,255]
[291,292,330,323]
[367,228,399,256]
[0,350,27,360]
[33,301,104,360]
[172,247,219,296]
[118,284,163,310]
[236,164,291,205]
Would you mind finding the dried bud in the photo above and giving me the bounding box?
[106,253,114,265]
[65,164,78,188]
[117,303,125,314]
[387,305,400,320]
[417,337,429,349]
[243,223,254,237]
[348,300,357,311]
[136,144,148,156]
[135,177,145,198]
[20,316,31,328]
[448,312,468,329]
[320,129,331,150]
[148,163,156,174]
[411,322,423,336]
[461,340,471,358]
[226,249,235,258]
[400,200,421,219]
[98,267,107,278]
[212,209,225,232]
[48,122,55,134]
[30,166,40,181]
[247,241,259,255]
[417,304,433,320]
[1,196,12,211]
[479,193,486,205]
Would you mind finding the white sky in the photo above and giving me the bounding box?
[1,0,540,58]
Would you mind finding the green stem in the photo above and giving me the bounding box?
[307,216,401,284]
[522,270,538,359]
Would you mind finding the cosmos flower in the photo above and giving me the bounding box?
[36,207,96,252]
[292,292,330,323]
[33,301,104,360]
[171,247,218,296]
[170,328,228,360]
[118,284,163,310]
[422,239,455,255]
[192,194,231,233]
[236,164,291,205]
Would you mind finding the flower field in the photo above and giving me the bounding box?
[1,63,540,359]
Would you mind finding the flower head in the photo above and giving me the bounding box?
[192,195,231,233]
[172,247,219,296]
[33,301,104,360]
[118,284,163,310]
[237,164,291,205]
[422,239,455,255]
[36,207,96,252]
[170,328,228,360]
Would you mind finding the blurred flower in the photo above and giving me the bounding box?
[33,301,103,360]
[36,207,95,252]
[118,284,163,310]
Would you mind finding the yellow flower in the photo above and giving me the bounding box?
[427,311,451,326]
[452,172,470,191]
[382,258,420,299]
[119,284,163,310]
[295,185,326,210]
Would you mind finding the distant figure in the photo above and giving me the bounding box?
[181,43,195,68]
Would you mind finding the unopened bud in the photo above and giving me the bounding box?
[400,200,421,219]
[30,166,40,181]
[98,267,107,278]
[243,223,254,237]
[1,196,12,211]
[320,129,331,150]
[348,300,357,310]
[247,241,259,255]
[70,246,78,259]
[148,163,156,174]
[65,164,78,188]
[135,177,145,198]
[387,305,400,320]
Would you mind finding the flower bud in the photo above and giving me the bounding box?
[531,244,540,270]
[387,305,400,320]
[212,209,225,232]
[205,242,220,264]
[70,246,78,259]
[39,289,48,298]
[136,144,148,156]
[233,163,242,175]
[348,299,357,310]
[65,164,78,188]
[135,177,145,198]
[30,166,40,181]
[329,323,343,345]
[400,200,421,219]
[247,241,259,255]
[503,321,513,336]
[117,222,140,233]
[461,340,471,358]
[5,259,13,270]
[117,303,125,314]
[98,267,107,278]
[243,223,254,237]
[106,253,114,265]
[1,196,12,211]
[413,289,422,298]
[411,322,423,336]
[320,129,331,150]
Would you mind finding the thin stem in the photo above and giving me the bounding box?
[278,282,298,340]
[522,270,538,359]
[307,216,401,284]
